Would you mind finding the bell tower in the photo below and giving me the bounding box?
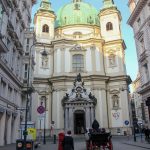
[99,0,122,42]
[99,0,127,75]
[34,0,56,43]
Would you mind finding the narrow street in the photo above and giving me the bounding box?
[0,136,149,150]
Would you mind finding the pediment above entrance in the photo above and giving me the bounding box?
[62,73,97,105]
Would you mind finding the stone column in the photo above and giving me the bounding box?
[91,107,94,126]
[6,113,12,144]
[1,12,8,36]
[61,48,65,74]
[0,111,6,146]
[5,82,8,99]
[68,107,73,131]
[91,47,96,73]
[65,107,69,130]
[12,114,19,143]
[86,107,90,128]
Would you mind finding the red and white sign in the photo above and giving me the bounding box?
[37,106,45,114]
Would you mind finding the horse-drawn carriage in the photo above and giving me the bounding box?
[86,131,113,150]
[85,119,113,150]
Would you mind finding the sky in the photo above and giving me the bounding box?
[31,0,138,81]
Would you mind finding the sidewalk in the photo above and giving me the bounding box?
[0,144,16,150]
[0,142,57,150]
[123,135,150,149]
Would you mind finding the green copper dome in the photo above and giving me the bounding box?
[55,1,100,27]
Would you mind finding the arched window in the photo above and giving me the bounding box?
[42,24,49,33]
[106,22,113,31]
[72,54,84,72]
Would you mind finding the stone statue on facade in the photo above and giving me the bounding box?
[76,73,82,82]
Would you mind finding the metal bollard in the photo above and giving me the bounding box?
[53,134,56,144]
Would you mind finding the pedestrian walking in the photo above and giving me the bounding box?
[62,130,74,150]
[58,131,65,150]
[144,127,150,141]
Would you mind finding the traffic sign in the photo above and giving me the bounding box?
[124,120,129,125]
[37,106,45,114]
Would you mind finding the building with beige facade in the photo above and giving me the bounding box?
[128,0,150,127]
[0,0,36,146]
[130,73,145,126]
[32,0,131,136]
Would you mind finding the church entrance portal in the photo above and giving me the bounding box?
[74,110,85,134]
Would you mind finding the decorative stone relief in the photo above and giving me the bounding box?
[62,73,97,104]
[109,53,116,67]
[41,56,48,68]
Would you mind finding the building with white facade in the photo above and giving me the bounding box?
[130,73,145,126]
[0,0,36,146]
[32,0,131,136]
[128,0,150,127]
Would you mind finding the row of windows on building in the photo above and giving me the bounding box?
[0,48,22,78]
[0,79,19,104]
[136,2,150,28]
[41,22,113,34]
[37,53,116,74]
[137,34,150,84]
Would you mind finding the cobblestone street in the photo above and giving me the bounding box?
[0,136,149,150]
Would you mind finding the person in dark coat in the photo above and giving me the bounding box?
[63,130,74,150]
[144,127,150,140]
[92,119,100,132]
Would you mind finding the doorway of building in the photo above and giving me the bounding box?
[74,110,85,134]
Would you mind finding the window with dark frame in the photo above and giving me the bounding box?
[143,63,150,82]
[106,22,113,31]
[42,24,49,33]
[72,54,84,72]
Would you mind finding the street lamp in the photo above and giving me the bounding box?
[23,42,37,150]
[23,43,48,149]
[42,96,46,144]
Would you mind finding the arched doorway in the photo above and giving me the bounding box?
[74,110,85,134]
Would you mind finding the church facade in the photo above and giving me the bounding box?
[32,0,131,135]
